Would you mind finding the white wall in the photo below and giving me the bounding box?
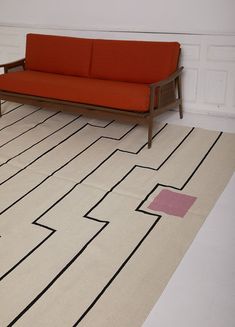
[0,0,234,35]
[0,0,235,117]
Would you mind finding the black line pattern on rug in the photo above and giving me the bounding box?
[0,117,121,215]
[0,119,139,215]
[0,108,112,154]
[80,125,194,184]
[0,104,136,255]
[0,119,142,279]
[7,127,217,325]
[0,115,79,168]
[5,126,171,325]
[1,103,23,116]
[1,122,181,294]
[72,132,223,326]
[0,107,41,132]
[0,123,168,277]
[137,131,223,215]
[0,103,223,326]
[0,116,85,185]
[0,110,61,150]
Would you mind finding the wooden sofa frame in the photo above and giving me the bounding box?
[0,58,183,148]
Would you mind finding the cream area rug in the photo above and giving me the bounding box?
[0,101,234,327]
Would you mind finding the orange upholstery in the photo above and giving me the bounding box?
[25,34,93,77]
[0,71,151,112]
[25,34,180,84]
[91,39,180,83]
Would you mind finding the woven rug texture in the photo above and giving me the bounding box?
[0,102,235,327]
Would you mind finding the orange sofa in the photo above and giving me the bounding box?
[0,33,183,148]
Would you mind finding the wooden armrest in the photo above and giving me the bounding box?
[0,58,25,72]
[149,66,184,90]
[148,66,184,112]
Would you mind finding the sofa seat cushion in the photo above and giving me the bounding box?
[25,34,93,77]
[0,71,151,112]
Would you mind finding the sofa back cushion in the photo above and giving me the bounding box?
[91,39,180,83]
[25,34,92,77]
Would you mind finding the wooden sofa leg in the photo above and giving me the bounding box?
[177,76,183,119]
[148,118,153,149]
[179,102,183,119]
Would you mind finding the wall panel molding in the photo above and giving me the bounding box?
[0,21,235,37]
[182,68,198,102]
[204,70,228,105]
[181,44,201,61]
[207,45,235,62]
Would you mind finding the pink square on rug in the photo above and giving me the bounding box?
[148,189,197,218]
